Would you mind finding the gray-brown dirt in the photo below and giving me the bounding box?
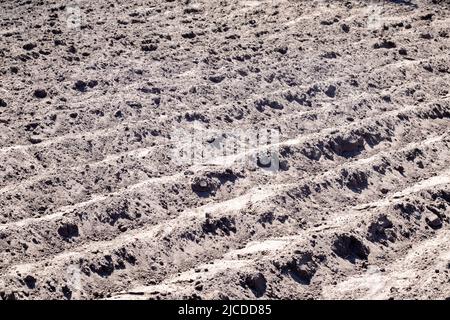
[0,0,449,300]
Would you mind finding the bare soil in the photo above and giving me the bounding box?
[0,0,449,300]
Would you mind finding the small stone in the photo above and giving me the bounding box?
[382,95,392,103]
[68,45,77,54]
[325,85,337,98]
[0,98,7,107]
[373,40,396,50]
[23,43,36,51]
[88,80,98,88]
[141,44,158,52]
[257,154,272,168]
[191,177,213,193]
[341,24,350,33]
[194,284,203,291]
[420,13,434,21]
[275,46,288,54]
[34,89,47,99]
[244,273,267,297]
[57,223,79,239]
[425,213,442,230]
[181,31,196,39]
[208,75,225,84]
[73,80,87,92]
[29,137,43,144]
[24,275,36,289]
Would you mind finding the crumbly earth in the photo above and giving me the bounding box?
[0,0,449,300]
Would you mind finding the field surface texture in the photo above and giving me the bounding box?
[0,0,449,300]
